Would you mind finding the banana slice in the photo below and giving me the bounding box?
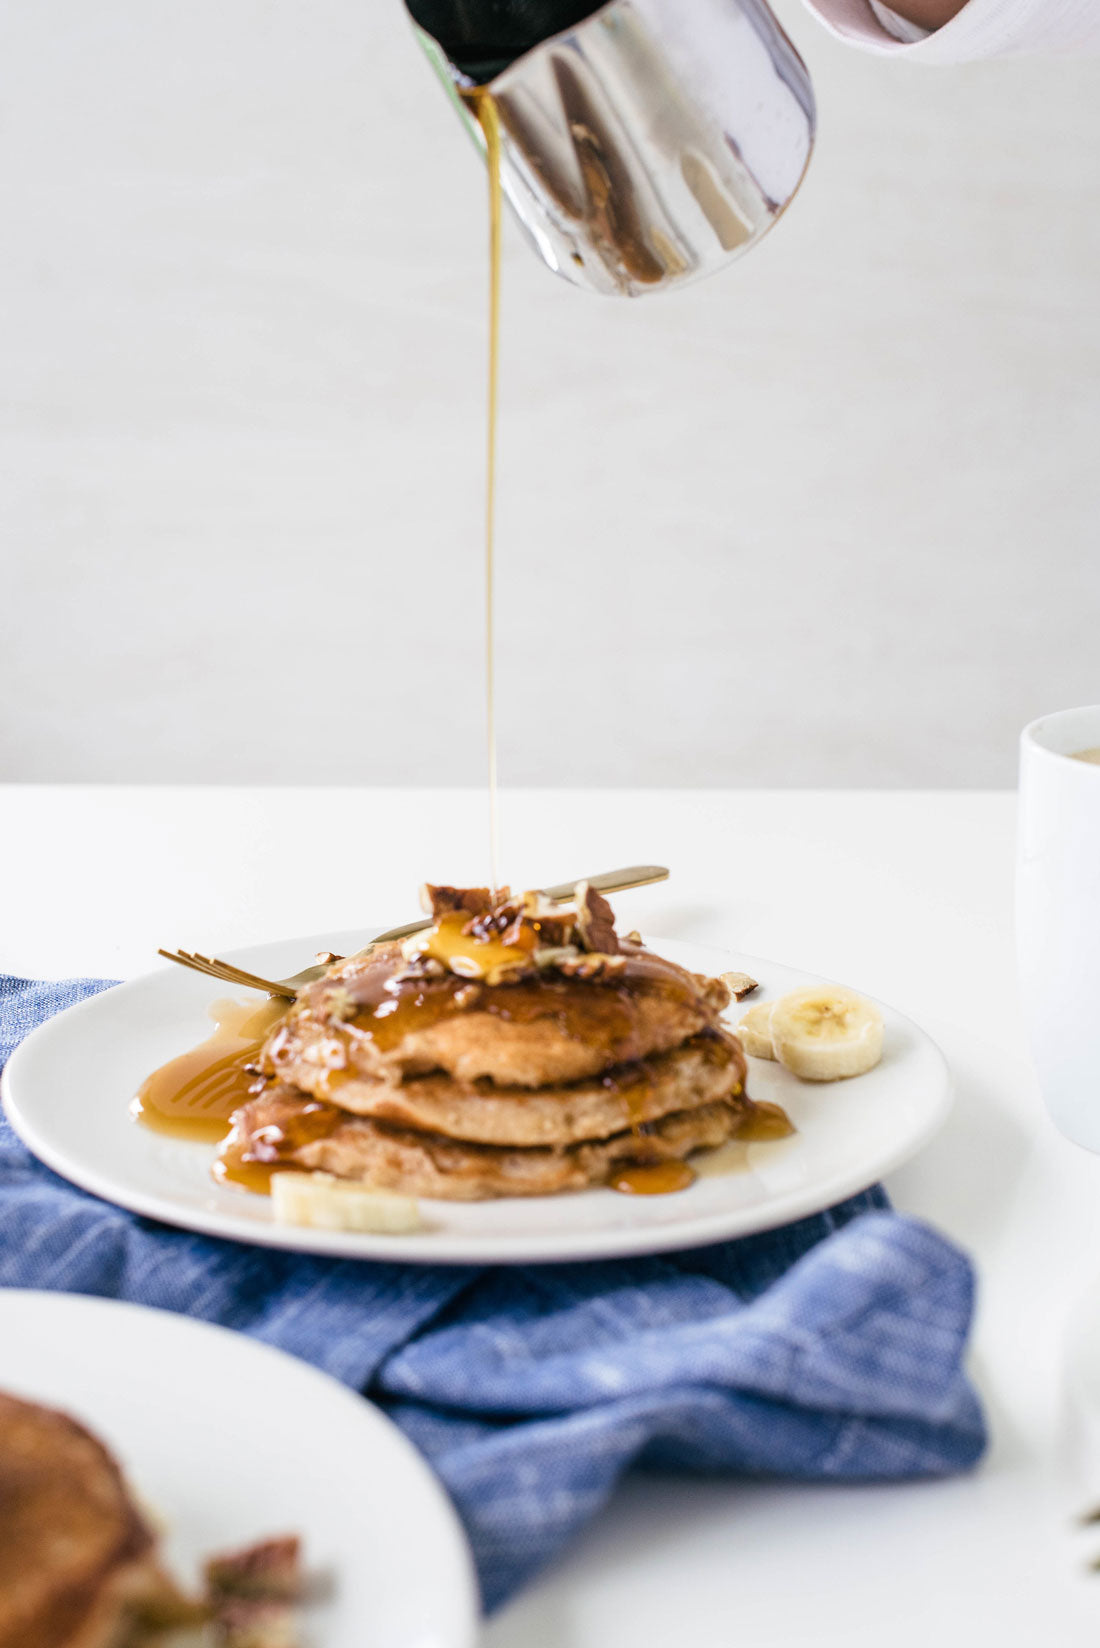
[768,987,883,1081]
[736,999,776,1060]
[271,1172,423,1234]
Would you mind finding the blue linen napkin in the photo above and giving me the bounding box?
[0,975,986,1611]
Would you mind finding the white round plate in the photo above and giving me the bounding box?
[0,1289,477,1647]
[2,931,951,1265]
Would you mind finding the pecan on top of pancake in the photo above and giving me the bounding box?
[411,880,623,986]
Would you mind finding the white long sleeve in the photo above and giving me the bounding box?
[801,0,1100,59]
[867,2,931,42]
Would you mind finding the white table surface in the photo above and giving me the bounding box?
[2,784,1098,1644]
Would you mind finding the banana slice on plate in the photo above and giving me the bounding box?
[736,1000,777,1060]
[768,987,883,1081]
[271,1172,423,1234]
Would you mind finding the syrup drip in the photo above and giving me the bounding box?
[737,1100,795,1142]
[602,1030,739,1135]
[211,1095,344,1195]
[617,1068,655,1132]
[611,1161,696,1195]
[609,1094,792,1196]
[212,1142,277,1196]
[603,1036,791,1195]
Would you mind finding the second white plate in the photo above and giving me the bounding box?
[2,932,951,1265]
[0,1290,477,1647]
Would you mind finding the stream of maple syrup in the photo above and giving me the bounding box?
[465,85,503,896]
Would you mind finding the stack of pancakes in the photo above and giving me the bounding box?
[227,884,754,1199]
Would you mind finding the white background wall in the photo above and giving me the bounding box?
[1,0,1097,787]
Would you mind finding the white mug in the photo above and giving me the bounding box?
[1017,706,1100,1150]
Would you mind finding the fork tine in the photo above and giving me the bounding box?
[219,965,296,998]
[159,947,297,998]
[187,952,296,998]
[178,951,246,986]
[158,949,236,985]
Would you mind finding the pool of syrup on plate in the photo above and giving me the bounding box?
[131,997,291,1193]
[131,997,284,1144]
[132,995,340,1193]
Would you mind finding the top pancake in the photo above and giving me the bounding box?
[262,938,731,1091]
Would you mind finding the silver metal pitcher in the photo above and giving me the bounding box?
[408,0,815,297]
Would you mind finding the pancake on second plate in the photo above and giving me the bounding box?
[221,882,787,1201]
[0,1391,191,1648]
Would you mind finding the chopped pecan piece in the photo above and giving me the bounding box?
[721,971,760,1001]
[517,891,577,948]
[528,913,576,947]
[205,1536,303,1603]
[418,884,501,919]
[464,899,523,943]
[574,883,620,954]
[464,895,569,954]
[496,915,528,949]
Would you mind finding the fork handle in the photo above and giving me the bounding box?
[542,865,669,902]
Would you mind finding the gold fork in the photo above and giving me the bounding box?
[158,865,670,1000]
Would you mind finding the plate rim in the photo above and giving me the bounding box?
[0,1286,480,1646]
[2,933,953,1266]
